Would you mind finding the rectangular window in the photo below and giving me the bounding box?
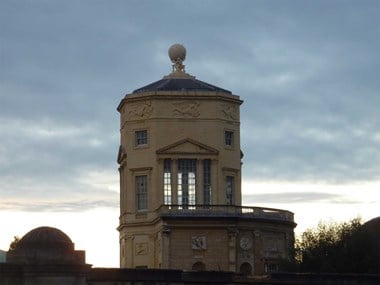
[264,263,279,273]
[203,159,211,205]
[135,130,148,146]
[178,159,197,207]
[136,175,148,210]
[163,159,172,205]
[225,131,234,146]
[226,176,234,205]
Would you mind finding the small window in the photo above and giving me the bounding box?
[264,263,279,273]
[135,130,148,146]
[136,175,148,210]
[226,176,234,205]
[225,131,234,146]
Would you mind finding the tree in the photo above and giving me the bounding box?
[8,236,20,251]
[294,217,380,273]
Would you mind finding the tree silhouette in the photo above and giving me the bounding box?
[293,217,380,273]
[8,236,20,251]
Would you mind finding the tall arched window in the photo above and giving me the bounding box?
[178,159,197,207]
[163,159,172,205]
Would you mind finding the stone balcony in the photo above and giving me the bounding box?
[156,204,294,223]
[119,205,294,226]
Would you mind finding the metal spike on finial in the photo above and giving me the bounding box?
[168,44,186,72]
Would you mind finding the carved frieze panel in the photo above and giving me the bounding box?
[221,103,238,121]
[172,101,200,117]
[262,233,285,258]
[135,242,149,255]
[192,236,207,250]
[127,101,153,120]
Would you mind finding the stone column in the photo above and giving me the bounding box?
[172,159,178,205]
[197,159,204,205]
[161,226,171,269]
[211,159,219,204]
[125,235,134,268]
[228,227,238,272]
[156,158,164,206]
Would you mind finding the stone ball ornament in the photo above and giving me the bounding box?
[168,43,186,63]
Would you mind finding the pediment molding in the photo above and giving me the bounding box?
[156,138,219,155]
[117,145,127,164]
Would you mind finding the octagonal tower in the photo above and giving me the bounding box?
[117,44,295,275]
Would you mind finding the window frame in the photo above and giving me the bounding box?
[224,130,234,147]
[203,159,212,205]
[226,175,234,205]
[135,175,148,211]
[177,159,197,208]
[135,129,148,147]
[163,159,172,205]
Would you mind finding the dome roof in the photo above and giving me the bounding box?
[7,226,85,265]
[18,226,73,247]
[132,77,231,94]
[363,216,380,236]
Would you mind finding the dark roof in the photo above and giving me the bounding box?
[6,226,86,265]
[17,226,73,249]
[132,77,231,94]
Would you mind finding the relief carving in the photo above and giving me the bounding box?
[191,236,207,250]
[135,242,148,255]
[172,101,200,117]
[128,101,153,120]
[221,103,238,120]
[262,234,285,258]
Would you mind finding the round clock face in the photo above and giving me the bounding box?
[239,236,253,250]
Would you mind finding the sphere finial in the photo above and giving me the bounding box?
[168,44,186,72]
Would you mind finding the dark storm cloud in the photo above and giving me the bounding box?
[0,0,379,210]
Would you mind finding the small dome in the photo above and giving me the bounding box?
[20,227,72,244]
[363,217,380,236]
[7,226,85,265]
[18,226,73,247]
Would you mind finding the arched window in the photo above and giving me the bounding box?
[192,261,206,271]
[239,262,252,275]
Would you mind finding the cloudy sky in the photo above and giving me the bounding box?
[1,0,379,267]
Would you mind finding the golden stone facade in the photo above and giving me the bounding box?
[117,44,295,275]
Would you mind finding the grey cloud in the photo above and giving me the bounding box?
[0,199,118,212]
[0,0,379,209]
[244,192,360,204]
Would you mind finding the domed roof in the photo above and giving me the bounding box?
[7,226,85,265]
[18,226,73,247]
[363,216,380,236]
[132,77,231,94]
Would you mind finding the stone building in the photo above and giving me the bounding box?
[2,44,380,285]
[2,226,380,285]
[117,44,296,275]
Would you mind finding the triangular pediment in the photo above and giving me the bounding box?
[117,145,127,164]
[156,138,219,155]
